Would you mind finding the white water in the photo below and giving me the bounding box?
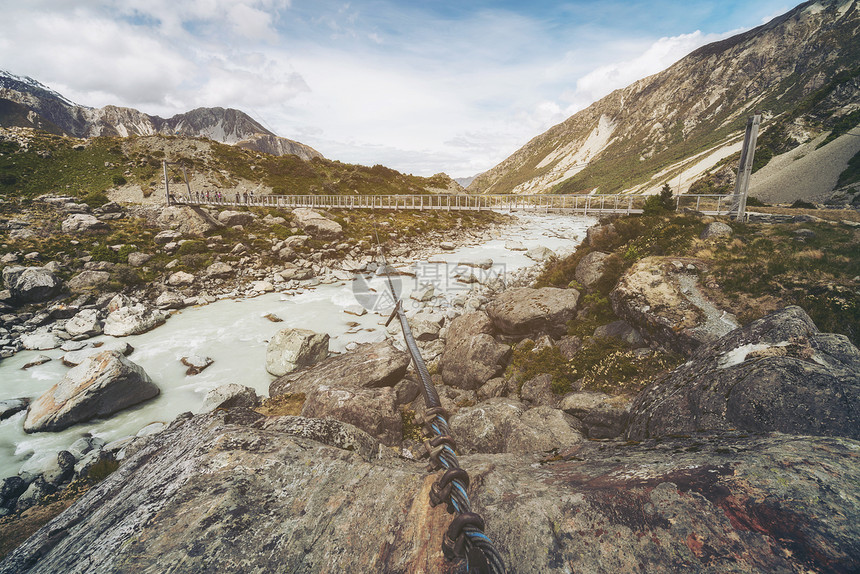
[0,213,594,476]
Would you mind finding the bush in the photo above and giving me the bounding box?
[82,190,110,208]
[790,199,817,209]
[112,175,127,186]
[643,184,675,215]
[176,240,208,256]
[0,174,17,186]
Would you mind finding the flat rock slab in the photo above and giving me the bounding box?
[2,410,857,573]
[24,350,159,433]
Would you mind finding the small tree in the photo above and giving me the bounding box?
[643,183,675,215]
[659,183,675,211]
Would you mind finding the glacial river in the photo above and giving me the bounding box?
[0,213,595,477]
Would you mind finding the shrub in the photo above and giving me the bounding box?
[790,199,816,209]
[112,175,127,186]
[82,190,110,208]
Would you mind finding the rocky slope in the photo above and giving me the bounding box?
[469,0,860,198]
[0,71,321,161]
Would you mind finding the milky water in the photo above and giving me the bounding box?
[0,213,595,477]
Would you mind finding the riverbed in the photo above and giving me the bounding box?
[0,213,595,477]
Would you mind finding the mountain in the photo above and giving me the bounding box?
[469,0,860,198]
[0,71,322,161]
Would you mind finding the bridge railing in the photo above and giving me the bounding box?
[173,192,735,215]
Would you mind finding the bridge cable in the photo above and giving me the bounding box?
[373,230,507,574]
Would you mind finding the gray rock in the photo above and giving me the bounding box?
[155,291,186,309]
[20,331,62,350]
[504,240,527,251]
[560,391,632,438]
[2,266,63,304]
[458,257,493,270]
[61,214,107,233]
[486,287,580,338]
[700,221,733,239]
[127,252,153,267]
[439,312,511,390]
[292,208,342,239]
[574,251,610,287]
[22,355,52,369]
[0,411,857,573]
[626,306,860,440]
[205,261,234,278]
[24,350,160,433]
[265,328,330,377]
[477,377,510,400]
[199,384,259,412]
[167,271,194,287]
[67,270,111,292]
[40,450,76,486]
[156,206,220,236]
[593,320,645,347]
[217,210,256,227]
[103,304,168,337]
[301,385,402,446]
[0,476,27,500]
[526,245,556,262]
[0,398,30,420]
[64,309,103,337]
[14,478,55,512]
[271,340,410,396]
[181,354,214,375]
[520,373,557,407]
[153,230,182,245]
[61,340,133,366]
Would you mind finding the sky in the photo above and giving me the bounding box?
[1,0,795,178]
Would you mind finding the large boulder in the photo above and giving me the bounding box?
[157,206,220,236]
[103,304,168,337]
[205,261,234,279]
[560,391,632,439]
[574,251,610,288]
[610,256,739,356]
[199,384,259,413]
[5,411,855,573]
[292,208,343,239]
[67,270,111,292]
[2,266,63,304]
[626,306,860,440]
[270,340,410,396]
[485,287,580,338]
[265,328,330,377]
[439,312,511,390]
[23,350,159,433]
[64,309,103,338]
[61,214,107,233]
[301,386,402,446]
[449,398,584,454]
[217,210,256,227]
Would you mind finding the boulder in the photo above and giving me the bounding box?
[560,391,632,438]
[252,280,275,293]
[526,245,556,262]
[700,221,733,239]
[593,320,645,347]
[610,256,739,356]
[127,252,153,267]
[181,355,214,375]
[574,251,610,288]
[61,341,133,366]
[2,410,858,574]
[103,304,168,337]
[449,398,584,454]
[199,384,259,412]
[153,230,182,245]
[519,373,557,407]
[64,309,103,338]
[61,214,107,233]
[0,398,30,420]
[155,291,185,309]
[157,206,220,236]
[23,350,159,433]
[439,312,511,390]
[301,385,402,446]
[292,208,342,239]
[67,270,111,292]
[265,328,330,377]
[20,331,62,350]
[486,287,580,338]
[2,266,63,304]
[626,306,860,440]
[205,261,234,278]
[22,355,51,369]
[270,341,410,396]
[167,271,194,287]
[218,210,256,227]
[504,240,527,251]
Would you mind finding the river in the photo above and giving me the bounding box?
[0,213,595,477]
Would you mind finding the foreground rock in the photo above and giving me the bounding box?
[626,306,860,440]
[265,328,330,377]
[23,351,159,433]
[2,410,857,573]
[486,287,580,338]
[440,312,511,390]
[611,256,739,356]
[1,266,63,304]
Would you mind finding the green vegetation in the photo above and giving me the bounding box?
[837,149,860,188]
[642,184,675,215]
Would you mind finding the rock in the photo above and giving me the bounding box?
[301,385,402,446]
[0,476,27,500]
[103,304,167,337]
[67,270,111,292]
[557,335,582,360]
[153,230,182,245]
[217,210,256,227]
[283,235,309,249]
[181,355,214,375]
[167,271,194,287]
[61,341,133,366]
[157,206,220,236]
[449,398,583,454]
[439,241,456,250]
[263,313,283,322]
[593,320,645,347]
[410,284,435,302]
[271,341,410,396]
[586,222,618,248]
[504,240,527,251]
[23,350,159,433]
[560,391,632,438]
[61,214,107,233]
[199,384,259,412]
[439,312,511,390]
[127,252,153,267]
[574,251,610,288]
[393,378,421,405]
[292,208,342,239]
[0,398,30,420]
[262,214,287,226]
[106,294,132,313]
[486,287,580,338]
[343,305,367,317]
[252,280,274,292]
[64,309,103,337]
[39,450,77,486]
[610,256,739,357]
[458,257,493,270]
[1,410,858,573]
[265,328,330,377]
[526,245,556,262]
[411,318,441,342]
[2,266,63,304]
[626,306,860,440]
[155,291,185,309]
[520,373,557,407]
[20,331,62,350]
[700,221,733,239]
[14,478,55,512]
[205,261,234,278]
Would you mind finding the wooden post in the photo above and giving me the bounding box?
[732,114,761,221]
